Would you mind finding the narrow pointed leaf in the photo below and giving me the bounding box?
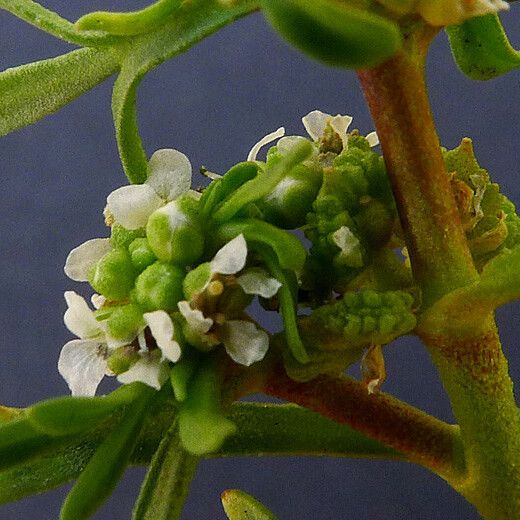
[0,416,63,471]
[255,244,308,363]
[60,385,155,520]
[0,0,123,46]
[0,47,119,136]
[132,421,199,520]
[28,383,143,436]
[215,219,307,273]
[446,14,520,80]
[76,0,183,36]
[261,0,402,69]
[222,489,278,520]
[0,402,398,505]
[112,0,258,183]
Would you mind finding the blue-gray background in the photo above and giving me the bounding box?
[1,2,520,518]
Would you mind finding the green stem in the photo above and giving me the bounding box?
[132,421,199,520]
[422,325,520,519]
[357,23,478,307]
[358,22,520,519]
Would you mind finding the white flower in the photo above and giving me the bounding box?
[416,0,509,26]
[106,148,192,230]
[246,111,378,162]
[178,234,280,366]
[59,292,181,396]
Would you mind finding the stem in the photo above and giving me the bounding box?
[422,325,520,519]
[358,22,520,519]
[262,364,464,482]
[358,23,478,306]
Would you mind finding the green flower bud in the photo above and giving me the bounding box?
[258,161,323,229]
[135,261,184,311]
[107,304,144,340]
[106,346,140,375]
[354,199,394,248]
[110,224,145,249]
[128,238,156,272]
[183,262,211,300]
[146,197,204,265]
[89,248,137,300]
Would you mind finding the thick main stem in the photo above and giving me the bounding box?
[358,24,520,519]
[358,26,478,306]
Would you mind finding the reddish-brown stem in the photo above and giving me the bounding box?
[357,25,478,306]
[262,362,464,482]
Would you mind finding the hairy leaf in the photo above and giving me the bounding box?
[0,402,398,505]
[0,0,123,46]
[446,14,520,80]
[27,383,143,436]
[132,421,199,520]
[112,0,258,183]
[0,47,119,136]
[60,385,155,520]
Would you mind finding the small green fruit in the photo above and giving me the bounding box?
[135,261,185,311]
[146,198,204,265]
[89,248,137,300]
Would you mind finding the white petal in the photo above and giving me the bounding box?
[91,293,106,309]
[265,177,299,206]
[276,135,310,156]
[332,226,363,268]
[329,114,353,149]
[366,131,379,147]
[106,184,163,230]
[58,339,108,396]
[247,127,285,162]
[64,291,102,339]
[178,301,213,334]
[117,356,164,390]
[222,320,269,366]
[210,234,248,275]
[302,110,330,141]
[237,268,282,298]
[147,149,192,201]
[64,238,111,282]
[144,310,181,362]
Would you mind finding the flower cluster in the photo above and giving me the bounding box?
[61,150,280,396]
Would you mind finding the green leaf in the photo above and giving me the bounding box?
[0,416,59,471]
[0,402,398,505]
[178,358,236,456]
[76,0,183,36]
[222,489,278,520]
[255,244,309,364]
[215,219,307,273]
[132,421,199,520]
[212,140,313,222]
[260,0,402,69]
[0,47,119,136]
[60,385,155,520]
[446,14,520,80]
[112,0,258,183]
[0,0,123,46]
[27,383,143,436]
